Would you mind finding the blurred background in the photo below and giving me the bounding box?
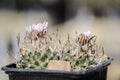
[0,0,120,80]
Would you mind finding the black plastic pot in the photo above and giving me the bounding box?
[2,58,113,80]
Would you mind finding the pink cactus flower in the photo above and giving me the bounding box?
[25,21,48,39]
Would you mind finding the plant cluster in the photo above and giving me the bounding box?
[16,22,108,71]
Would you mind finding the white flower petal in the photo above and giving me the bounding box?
[83,31,93,36]
[25,22,48,33]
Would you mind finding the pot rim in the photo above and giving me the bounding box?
[1,57,113,76]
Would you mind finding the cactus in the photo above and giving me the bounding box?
[16,22,108,71]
